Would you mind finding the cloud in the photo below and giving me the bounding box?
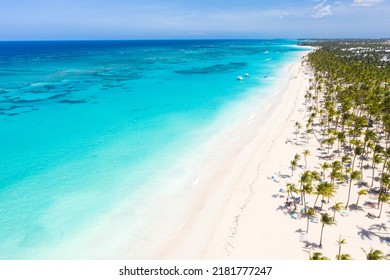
[312,0,333,18]
[280,11,290,19]
[352,0,384,7]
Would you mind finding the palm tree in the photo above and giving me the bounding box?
[336,236,346,260]
[337,254,352,260]
[295,121,302,143]
[337,131,346,155]
[303,149,311,169]
[319,213,334,248]
[371,153,383,188]
[378,173,390,207]
[345,170,361,208]
[290,160,298,177]
[306,208,316,233]
[309,252,329,260]
[378,193,390,218]
[299,171,314,213]
[290,154,301,177]
[286,183,298,210]
[332,202,344,220]
[319,162,330,180]
[301,182,313,214]
[323,182,336,204]
[362,248,386,260]
[326,136,337,154]
[356,189,367,206]
[341,155,351,171]
[313,182,327,209]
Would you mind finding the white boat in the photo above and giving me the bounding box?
[245,73,250,77]
[237,76,243,81]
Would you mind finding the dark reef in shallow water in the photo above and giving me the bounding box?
[58,99,87,104]
[175,62,248,75]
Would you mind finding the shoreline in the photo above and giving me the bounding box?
[152,47,390,260]
[149,51,312,259]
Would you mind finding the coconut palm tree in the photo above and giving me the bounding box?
[332,202,344,220]
[378,173,390,207]
[309,252,329,260]
[306,208,316,233]
[303,149,311,169]
[362,248,386,260]
[336,236,346,260]
[322,182,336,204]
[295,121,302,143]
[319,213,334,248]
[341,155,351,171]
[356,189,367,207]
[299,171,314,213]
[313,182,327,208]
[337,254,352,260]
[290,160,298,177]
[319,162,330,180]
[337,131,346,155]
[378,193,390,218]
[286,183,298,210]
[295,121,302,133]
[346,170,361,208]
[371,153,383,188]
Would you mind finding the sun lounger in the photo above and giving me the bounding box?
[291,213,298,219]
[340,210,348,217]
[366,212,376,219]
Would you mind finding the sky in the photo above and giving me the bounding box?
[0,0,389,40]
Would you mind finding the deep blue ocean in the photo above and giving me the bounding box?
[0,40,304,259]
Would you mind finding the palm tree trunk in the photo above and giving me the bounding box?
[337,140,341,156]
[360,137,367,174]
[371,162,376,188]
[356,195,360,206]
[378,201,383,218]
[306,217,310,233]
[338,244,342,260]
[319,224,324,248]
[346,179,353,208]
[377,157,388,206]
[313,194,320,208]
[352,155,357,171]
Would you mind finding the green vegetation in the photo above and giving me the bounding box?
[289,39,390,260]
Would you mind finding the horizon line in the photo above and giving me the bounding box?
[1,37,390,42]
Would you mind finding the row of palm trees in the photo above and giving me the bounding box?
[310,247,386,260]
[287,40,389,260]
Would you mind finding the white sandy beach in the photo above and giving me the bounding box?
[146,51,390,260]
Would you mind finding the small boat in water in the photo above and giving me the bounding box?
[237,76,243,81]
[245,73,250,77]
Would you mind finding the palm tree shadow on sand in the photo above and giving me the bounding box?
[357,225,390,246]
[294,229,320,250]
[347,203,365,212]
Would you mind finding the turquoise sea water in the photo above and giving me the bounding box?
[0,40,304,259]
